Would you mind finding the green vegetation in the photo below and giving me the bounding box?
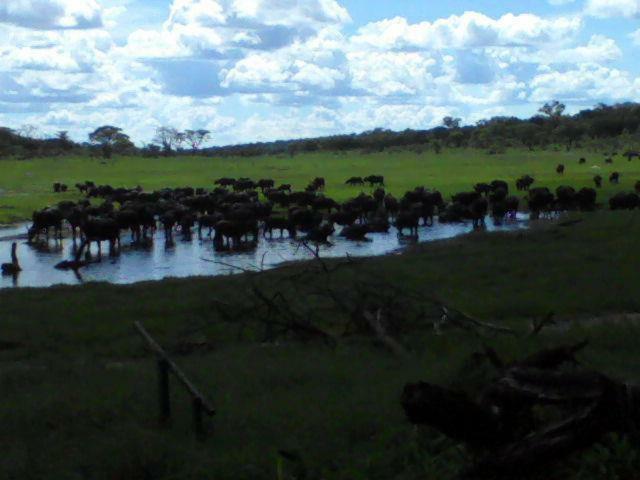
[2,148,640,223]
[2,211,640,479]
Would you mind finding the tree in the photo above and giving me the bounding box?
[442,116,461,129]
[88,126,131,159]
[153,126,180,155]
[18,124,40,139]
[55,131,74,152]
[539,100,566,119]
[184,129,211,153]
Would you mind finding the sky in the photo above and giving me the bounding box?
[1,0,640,146]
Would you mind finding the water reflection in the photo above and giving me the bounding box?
[0,214,529,289]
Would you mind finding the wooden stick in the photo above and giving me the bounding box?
[134,322,216,416]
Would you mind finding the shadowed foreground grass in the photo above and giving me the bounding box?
[1,212,640,479]
[2,148,640,223]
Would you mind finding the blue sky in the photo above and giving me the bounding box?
[1,0,639,146]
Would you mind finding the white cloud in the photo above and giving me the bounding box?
[630,29,640,44]
[585,0,640,17]
[550,34,621,63]
[0,0,103,29]
[350,12,581,50]
[125,0,351,59]
[530,64,640,102]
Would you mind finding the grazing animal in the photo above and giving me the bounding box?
[579,157,586,164]
[516,175,534,191]
[452,191,481,206]
[528,187,555,219]
[303,223,334,243]
[474,183,492,196]
[384,194,399,217]
[1,243,21,275]
[329,210,358,227]
[556,164,565,175]
[264,217,295,238]
[395,211,420,236]
[28,208,64,242]
[345,176,364,186]
[214,177,235,188]
[469,197,489,228]
[593,175,603,188]
[490,180,509,194]
[81,217,120,260]
[340,224,370,241]
[609,172,620,184]
[576,188,597,211]
[605,157,613,164]
[363,175,385,187]
[555,186,577,212]
[311,177,325,190]
[257,179,275,192]
[610,192,639,210]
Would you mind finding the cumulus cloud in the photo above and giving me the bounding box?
[0,0,103,29]
[125,0,350,59]
[530,64,640,102]
[350,12,581,50]
[585,0,640,17]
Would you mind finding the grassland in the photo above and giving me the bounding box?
[2,211,640,479]
[2,148,640,223]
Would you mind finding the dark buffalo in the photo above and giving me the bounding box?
[609,172,620,184]
[516,175,535,191]
[28,208,64,242]
[576,188,597,211]
[610,192,639,210]
[594,175,603,188]
[264,217,295,238]
[345,177,364,186]
[395,211,420,236]
[340,224,370,241]
[364,175,385,187]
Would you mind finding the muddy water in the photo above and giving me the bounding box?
[0,215,529,289]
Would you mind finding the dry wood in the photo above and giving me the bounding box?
[134,321,215,416]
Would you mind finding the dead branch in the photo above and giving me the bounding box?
[363,309,408,358]
[401,344,640,479]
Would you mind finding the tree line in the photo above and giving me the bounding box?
[1,101,640,159]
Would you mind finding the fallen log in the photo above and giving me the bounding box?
[401,344,640,478]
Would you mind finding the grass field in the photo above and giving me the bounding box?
[1,148,639,223]
[2,211,640,479]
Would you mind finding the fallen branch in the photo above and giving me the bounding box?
[363,309,408,358]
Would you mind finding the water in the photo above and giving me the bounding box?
[0,215,529,289]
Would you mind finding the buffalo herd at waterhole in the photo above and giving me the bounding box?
[5,157,640,274]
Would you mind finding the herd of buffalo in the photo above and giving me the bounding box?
[17,164,640,266]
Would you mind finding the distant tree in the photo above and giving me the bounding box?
[55,131,74,152]
[153,126,180,155]
[555,121,585,150]
[18,124,40,139]
[539,100,566,119]
[515,123,542,151]
[184,129,211,152]
[442,116,462,129]
[89,125,131,159]
[174,131,186,151]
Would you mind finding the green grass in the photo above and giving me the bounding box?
[1,148,639,223]
[1,211,640,479]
